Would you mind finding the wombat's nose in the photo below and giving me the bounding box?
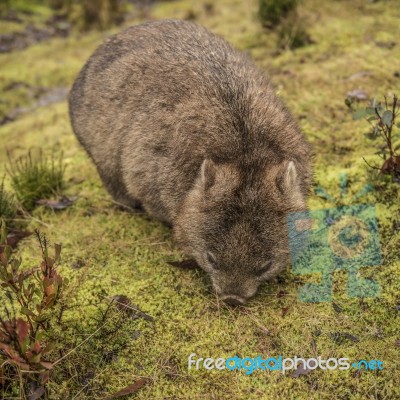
[222,296,245,306]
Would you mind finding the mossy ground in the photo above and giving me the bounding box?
[0,0,399,398]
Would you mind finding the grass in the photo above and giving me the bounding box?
[0,178,16,222]
[0,0,399,398]
[7,149,65,210]
[0,0,53,34]
[258,0,298,27]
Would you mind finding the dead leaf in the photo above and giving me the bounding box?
[106,378,149,399]
[27,385,45,400]
[281,307,289,317]
[291,359,316,378]
[258,326,270,336]
[72,258,85,269]
[395,339,400,347]
[346,71,373,81]
[375,40,396,49]
[381,155,400,175]
[39,361,53,370]
[167,259,199,269]
[0,230,31,253]
[112,295,154,322]
[311,338,317,354]
[342,332,360,343]
[36,196,77,210]
[332,302,343,313]
[112,295,133,312]
[346,89,368,101]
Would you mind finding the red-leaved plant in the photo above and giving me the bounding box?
[0,219,65,396]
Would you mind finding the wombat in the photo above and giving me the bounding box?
[69,20,312,305]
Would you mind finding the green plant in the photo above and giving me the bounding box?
[0,178,16,223]
[258,0,298,27]
[0,220,65,398]
[56,0,128,31]
[0,219,153,398]
[277,10,311,50]
[0,0,10,16]
[347,94,400,179]
[7,149,65,211]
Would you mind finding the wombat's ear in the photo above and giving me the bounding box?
[284,161,298,188]
[278,161,304,208]
[200,159,217,190]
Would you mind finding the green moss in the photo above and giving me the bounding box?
[0,0,54,38]
[1,0,52,17]
[0,0,399,398]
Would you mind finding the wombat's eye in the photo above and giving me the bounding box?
[206,251,217,267]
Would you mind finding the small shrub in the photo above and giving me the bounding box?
[347,94,400,180]
[0,178,16,223]
[0,0,43,17]
[0,221,65,397]
[0,221,151,398]
[55,0,128,31]
[7,149,65,211]
[277,10,311,50]
[0,0,9,17]
[258,0,298,27]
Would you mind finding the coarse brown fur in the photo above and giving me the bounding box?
[69,19,312,304]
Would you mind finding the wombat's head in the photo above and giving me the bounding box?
[174,158,309,305]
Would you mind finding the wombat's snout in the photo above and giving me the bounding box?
[212,279,257,306]
[221,296,246,306]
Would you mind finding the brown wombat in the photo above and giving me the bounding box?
[69,20,312,305]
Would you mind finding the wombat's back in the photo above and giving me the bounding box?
[69,20,311,223]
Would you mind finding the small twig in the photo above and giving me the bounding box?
[1,359,12,369]
[13,206,51,227]
[51,321,109,367]
[374,106,382,121]
[18,370,45,374]
[362,157,381,171]
[71,368,106,400]
[99,294,154,321]
[390,95,398,156]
